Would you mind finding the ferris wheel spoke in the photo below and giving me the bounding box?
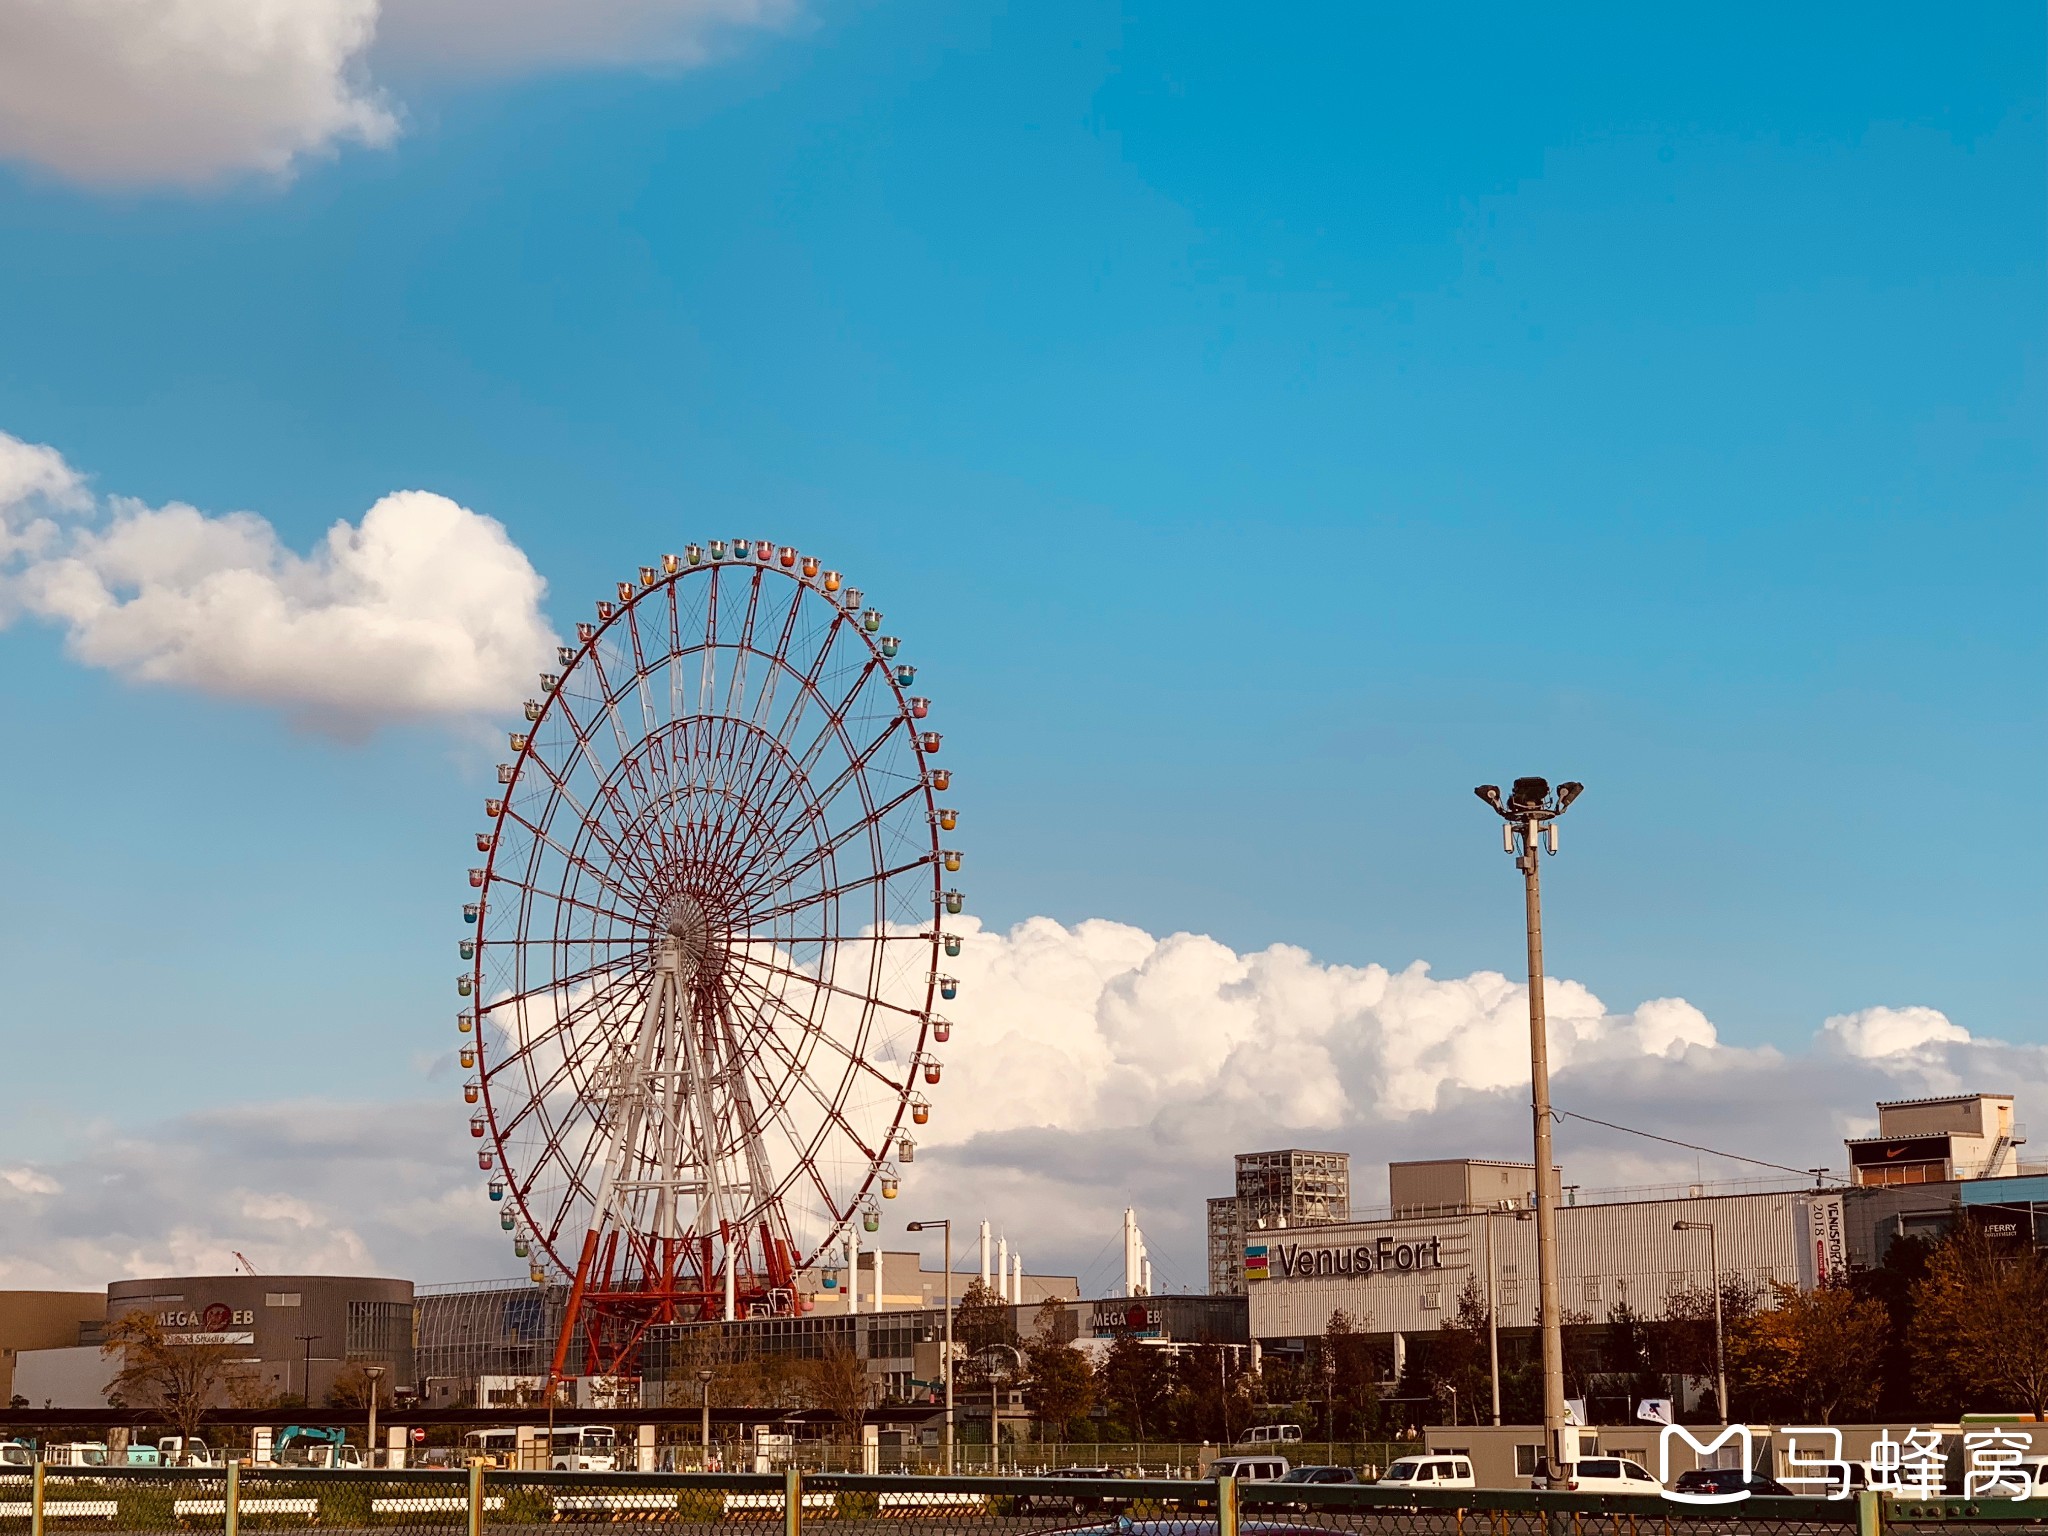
[725,734,887,897]
[721,568,766,721]
[746,857,932,927]
[736,1048,847,1227]
[724,961,907,1100]
[575,646,653,812]
[482,864,644,932]
[485,964,650,1080]
[739,774,928,906]
[622,594,681,797]
[510,753,660,902]
[728,946,929,1022]
[730,649,877,848]
[483,949,651,1016]
[728,980,884,1165]
[549,677,680,877]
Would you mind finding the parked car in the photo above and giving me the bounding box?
[1673,1468,1792,1498]
[0,1442,33,1473]
[1276,1467,1358,1486]
[1376,1456,1475,1490]
[1552,1457,1662,1495]
[1022,1468,1126,1513]
[1210,1456,1291,1482]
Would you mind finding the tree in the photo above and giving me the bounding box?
[1022,1332,1097,1447]
[1911,1221,2048,1416]
[1659,1276,1761,1420]
[1853,1233,1936,1421]
[327,1365,390,1409]
[1318,1309,1379,1439]
[799,1343,876,1445]
[101,1311,245,1457]
[1728,1281,1887,1423]
[1099,1331,1171,1439]
[954,1279,1015,1359]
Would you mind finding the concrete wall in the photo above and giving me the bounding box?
[0,1290,106,1403]
[11,1344,118,1409]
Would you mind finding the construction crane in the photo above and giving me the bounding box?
[232,1252,259,1275]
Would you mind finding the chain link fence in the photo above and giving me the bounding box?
[3,1468,2043,1536]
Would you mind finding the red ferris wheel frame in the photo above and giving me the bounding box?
[456,541,962,1381]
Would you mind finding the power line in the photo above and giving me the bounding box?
[1555,1108,1848,1187]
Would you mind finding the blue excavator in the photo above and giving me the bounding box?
[272,1426,364,1470]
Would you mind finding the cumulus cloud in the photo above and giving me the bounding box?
[372,0,800,75]
[0,430,557,734]
[0,0,396,186]
[0,1101,503,1290]
[6,917,2039,1297]
[0,0,796,186]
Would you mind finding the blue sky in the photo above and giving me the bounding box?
[0,3,2040,1284]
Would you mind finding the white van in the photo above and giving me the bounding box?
[1210,1455,1290,1482]
[1378,1456,1475,1489]
[1560,1457,1662,1495]
[1239,1425,1305,1448]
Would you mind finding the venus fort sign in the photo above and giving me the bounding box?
[1245,1233,1447,1283]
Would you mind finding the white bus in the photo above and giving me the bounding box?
[463,1426,619,1471]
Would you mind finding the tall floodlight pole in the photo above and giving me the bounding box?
[907,1220,954,1473]
[1475,777,1584,1478]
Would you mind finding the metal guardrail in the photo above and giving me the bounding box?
[3,1466,2044,1536]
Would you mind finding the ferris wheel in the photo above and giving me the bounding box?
[455,541,964,1379]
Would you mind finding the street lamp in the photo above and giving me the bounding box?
[905,1220,954,1474]
[1673,1220,1728,1425]
[978,1343,1024,1474]
[1474,776,1584,1475]
[294,1335,322,1407]
[697,1370,715,1464]
[363,1365,385,1468]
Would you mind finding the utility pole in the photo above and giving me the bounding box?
[1475,777,1584,1479]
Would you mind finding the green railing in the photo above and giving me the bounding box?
[4,1466,2043,1536]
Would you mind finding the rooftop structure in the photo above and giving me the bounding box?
[1847,1092,2022,1187]
[1206,1149,1350,1294]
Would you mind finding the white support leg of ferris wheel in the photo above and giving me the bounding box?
[583,953,676,1256]
[666,945,737,1320]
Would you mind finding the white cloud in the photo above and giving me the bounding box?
[6,917,2039,1300]
[0,1101,503,1289]
[373,0,800,75]
[0,430,557,734]
[0,0,796,187]
[0,0,396,186]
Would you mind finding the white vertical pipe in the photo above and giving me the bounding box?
[996,1236,1008,1300]
[873,1243,884,1312]
[849,1228,861,1315]
[1011,1253,1022,1304]
[979,1221,991,1289]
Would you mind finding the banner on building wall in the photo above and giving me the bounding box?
[1799,1193,1848,1286]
